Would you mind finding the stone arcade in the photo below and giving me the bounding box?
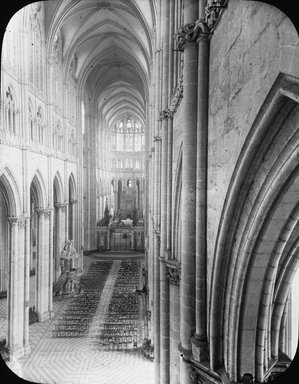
[0,1,299,383]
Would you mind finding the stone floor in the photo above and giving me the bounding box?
[2,252,154,384]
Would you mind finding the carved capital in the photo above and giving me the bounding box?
[159,109,171,121]
[69,199,78,205]
[204,0,228,29]
[8,216,28,227]
[175,20,210,50]
[153,135,162,142]
[174,0,228,50]
[54,203,68,213]
[162,259,181,286]
[151,147,155,153]
[17,217,28,228]
[37,208,52,219]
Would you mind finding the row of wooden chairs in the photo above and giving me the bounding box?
[98,260,141,350]
[53,260,113,338]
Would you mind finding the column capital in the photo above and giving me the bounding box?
[174,0,228,50]
[175,20,210,50]
[54,203,68,212]
[36,208,52,218]
[159,109,171,121]
[8,216,29,227]
[161,258,181,286]
[153,135,162,142]
[69,199,78,205]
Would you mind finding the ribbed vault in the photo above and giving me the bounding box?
[45,0,155,128]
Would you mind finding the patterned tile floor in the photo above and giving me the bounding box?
[3,253,154,384]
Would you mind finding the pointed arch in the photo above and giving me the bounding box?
[30,169,47,208]
[209,73,299,381]
[53,172,63,204]
[0,166,22,216]
[68,173,76,200]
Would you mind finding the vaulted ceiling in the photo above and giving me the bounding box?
[44,0,156,128]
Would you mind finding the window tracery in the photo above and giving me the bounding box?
[114,117,145,152]
[28,5,44,94]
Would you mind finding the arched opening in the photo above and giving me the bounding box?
[210,76,299,382]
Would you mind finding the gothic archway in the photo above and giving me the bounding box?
[210,74,299,382]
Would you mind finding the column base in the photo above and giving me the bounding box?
[37,311,50,322]
[48,310,55,319]
[8,346,24,361]
[191,335,208,362]
[23,343,31,356]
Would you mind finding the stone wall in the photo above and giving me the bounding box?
[207,0,299,298]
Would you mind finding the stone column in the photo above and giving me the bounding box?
[153,136,162,384]
[8,217,25,359]
[175,1,199,382]
[153,9,163,382]
[48,210,54,318]
[192,0,209,362]
[160,114,170,384]
[159,3,171,381]
[54,204,63,280]
[23,216,31,354]
[36,209,51,321]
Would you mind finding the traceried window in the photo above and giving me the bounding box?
[115,117,145,152]
[28,5,44,93]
